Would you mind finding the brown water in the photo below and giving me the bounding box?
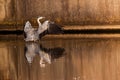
[0,37,120,80]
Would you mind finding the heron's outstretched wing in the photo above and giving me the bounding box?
[47,22,64,34]
[24,21,33,33]
[37,20,49,34]
[38,21,63,38]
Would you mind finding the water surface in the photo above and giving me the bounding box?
[0,37,120,80]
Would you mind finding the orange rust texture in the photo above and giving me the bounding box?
[0,0,120,25]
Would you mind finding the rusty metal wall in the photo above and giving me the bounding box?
[0,0,120,25]
[0,0,16,21]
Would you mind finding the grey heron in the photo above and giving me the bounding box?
[24,17,63,41]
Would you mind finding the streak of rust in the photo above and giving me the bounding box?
[0,0,120,25]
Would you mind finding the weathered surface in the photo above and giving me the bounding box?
[0,0,6,21]
[0,0,16,22]
[1,0,120,25]
[16,0,120,25]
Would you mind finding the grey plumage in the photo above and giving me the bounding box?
[24,17,63,41]
[24,21,39,41]
[47,22,64,34]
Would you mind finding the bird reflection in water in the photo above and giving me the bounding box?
[24,42,65,67]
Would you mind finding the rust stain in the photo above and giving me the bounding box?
[0,0,120,25]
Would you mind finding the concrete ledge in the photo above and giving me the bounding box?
[1,34,120,41]
[42,34,120,39]
[63,25,120,30]
[1,25,120,31]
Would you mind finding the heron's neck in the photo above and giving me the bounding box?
[37,18,42,27]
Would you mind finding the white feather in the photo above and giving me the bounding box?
[37,20,49,34]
